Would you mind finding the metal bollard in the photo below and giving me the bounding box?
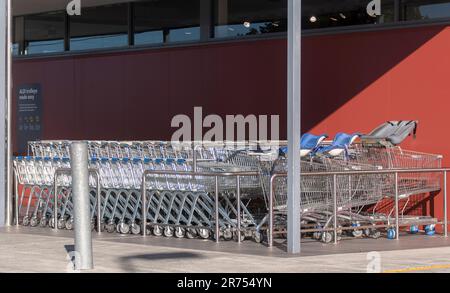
[71,141,94,270]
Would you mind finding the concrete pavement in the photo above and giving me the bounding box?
[1,227,450,273]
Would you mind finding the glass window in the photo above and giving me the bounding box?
[303,0,395,30]
[213,0,287,38]
[134,0,201,45]
[70,4,128,51]
[402,0,450,21]
[23,12,65,55]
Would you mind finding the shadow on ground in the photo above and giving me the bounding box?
[119,252,205,272]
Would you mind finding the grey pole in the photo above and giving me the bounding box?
[5,0,12,227]
[287,0,302,254]
[236,176,241,243]
[215,176,220,243]
[333,174,338,245]
[444,171,448,237]
[395,172,400,240]
[70,142,94,270]
[0,0,11,227]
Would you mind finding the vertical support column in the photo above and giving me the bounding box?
[0,0,12,227]
[5,0,12,227]
[236,175,241,243]
[141,174,147,237]
[395,172,400,240]
[287,0,302,254]
[444,171,448,238]
[215,176,220,243]
[333,174,338,245]
[268,176,274,248]
[71,142,93,270]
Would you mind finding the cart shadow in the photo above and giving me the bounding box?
[118,252,205,272]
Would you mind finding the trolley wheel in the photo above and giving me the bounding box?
[39,217,48,227]
[313,231,322,240]
[253,231,263,244]
[425,225,436,236]
[22,216,30,226]
[65,219,74,230]
[95,222,106,233]
[223,229,233,241]
[105,222,116,233]
[370,230,381,239]
[352,229,363,238]
[387,228,397,240]
[163,226,174,237]
[130,223,141,235]
[410,225,419,234]
[48,217,55,228]
[233,231,246,242]
[57,218,66,230]
[321,232,333,244]
[30,217,39,227]
[90,221,96,232]
[198,228,210,239]
[118,222,130,234]
[153,225,163,237]
[186,228,197,239]
[174,227,185,238]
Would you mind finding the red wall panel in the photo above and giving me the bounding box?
[12,24,450,218]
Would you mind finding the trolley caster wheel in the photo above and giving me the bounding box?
[163,226,174,237]
[30,217,39,227]
[352,230,363,238]
[95,222,106,233]
[22,216,30,226]
[130,223,141,235]
[57,219,66,230]
[39,218,48,227]
[321,232,333,244]
[312,225,323,240]
[425,225,436,236]
[198,228,210,239]
[387,228,397,240]
[48,217,56,228]
[313,231,322,240]
[153,225,163,237]
[233,231,246,242]
[90,221,96,232]
[223,229,233,241]
[118,222,130,234]
[174,227,185,238]
[254,231,263,244]
[186,228,197,239]
[65,219,74,230]
[351,223,363,238]
[105,223,116,233]
[370,230,381,239]
[410,225,419,234]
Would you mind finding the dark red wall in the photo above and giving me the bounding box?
[13,24,450,219]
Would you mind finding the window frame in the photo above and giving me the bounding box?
[11,0,450,58]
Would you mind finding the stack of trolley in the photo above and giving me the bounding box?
[15,141,267,241]
[14,137,443,245]
[268,142,443,242]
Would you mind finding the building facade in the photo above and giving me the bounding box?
[11,1,450,222]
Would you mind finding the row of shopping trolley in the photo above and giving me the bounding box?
[14,124,445,244]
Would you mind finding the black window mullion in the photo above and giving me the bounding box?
[128,2,135,46]
[395,0,401,21]
[65,13,70,51]
[200,0,213,41]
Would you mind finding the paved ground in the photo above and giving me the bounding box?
[1,227,450,273]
